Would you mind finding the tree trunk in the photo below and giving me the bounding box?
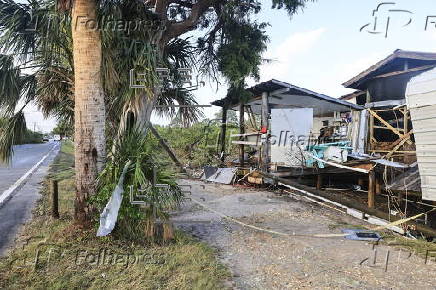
[72,0,106,224]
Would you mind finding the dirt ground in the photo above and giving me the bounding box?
[173,179,436,289]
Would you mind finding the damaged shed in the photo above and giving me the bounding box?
[343,49,436,202]
[212,79,363,172]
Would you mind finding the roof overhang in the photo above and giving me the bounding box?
[342,49,436,89]
[212,79,363,116]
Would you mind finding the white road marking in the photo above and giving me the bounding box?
[0,144,59,207]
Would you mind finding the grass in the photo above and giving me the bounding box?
[381,233,436,258]
[0,141,230,290]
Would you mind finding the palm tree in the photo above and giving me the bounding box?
[0,0,204,223]
[70,0,107,222]
[0,0,310,225]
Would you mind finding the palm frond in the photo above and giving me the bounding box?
[0,54,21,114]
[154,88,204,127]
[0,111,26,163]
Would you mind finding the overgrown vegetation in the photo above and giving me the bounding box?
[156,114,243,168]
[0,141,230,289]
[94,128,183,242]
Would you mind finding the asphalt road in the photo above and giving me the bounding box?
[0,142,59,256]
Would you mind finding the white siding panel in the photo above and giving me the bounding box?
[406,67,436,201]
[270,108,313,167]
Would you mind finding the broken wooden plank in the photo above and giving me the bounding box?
[384,130,414,159]
[367,108,413,145]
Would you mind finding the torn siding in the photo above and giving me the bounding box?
[406,67,436,201]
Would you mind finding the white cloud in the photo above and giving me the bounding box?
[258,28,326,82]
[23,104,57,133]
[318,52,387,97]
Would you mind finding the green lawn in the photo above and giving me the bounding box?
[0,141,229,290]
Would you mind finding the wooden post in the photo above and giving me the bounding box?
[375,178,382,195]
[403,109,409,134]
[261,92,270,172]
[219,106,228,163]
[316,174,323,190]
[358,178,365,189]
[51,180,59,219]
[239,103,245,167]
[367,90,374,152]
[368,171,375,208]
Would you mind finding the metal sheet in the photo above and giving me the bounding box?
[201,166,218,180]
[406,67,436,201]
[204,168,237,184]
[356,110,368,154]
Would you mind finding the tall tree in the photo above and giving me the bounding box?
[0,0,312,225]
[69,0,106,222]
[0,0,204,224]
[125,0,312,127]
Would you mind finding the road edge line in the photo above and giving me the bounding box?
[0,144,59,208]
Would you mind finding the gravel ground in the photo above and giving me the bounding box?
[173,179,436,289]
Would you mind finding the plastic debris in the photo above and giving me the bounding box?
[96,161,131,237]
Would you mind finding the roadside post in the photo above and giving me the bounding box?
[51,180,59,219]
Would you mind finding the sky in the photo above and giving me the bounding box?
[27,0,436,132]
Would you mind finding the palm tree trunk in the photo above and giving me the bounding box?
[72,0,106,224]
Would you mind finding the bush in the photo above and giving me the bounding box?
[92,127,183,242]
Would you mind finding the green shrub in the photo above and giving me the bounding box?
[92,127,183,242]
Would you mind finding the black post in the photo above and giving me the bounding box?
[51,180,59,219]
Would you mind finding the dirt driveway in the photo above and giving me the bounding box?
[173,179,436,289]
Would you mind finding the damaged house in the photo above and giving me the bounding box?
[210,50,436,234]
[342,49,436,203]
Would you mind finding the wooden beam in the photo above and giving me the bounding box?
[368,90,374,151]
[316,174,323,190]
[369,150,416,154]
[365,99,406,109]
[373,126,405,132]
[149,125,189,176]
[358,178,365,189]
[376,178,382,195]
[262,172,436,237]
[384,130,414,159]
[232,141,260,146]
[403,109,409,134]
[367,109,412,145]
[352,163,374,171]
[368,171,376,208]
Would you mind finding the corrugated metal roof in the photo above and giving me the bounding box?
[212,79,363,111]
[343,49,436,89]
[406,67,436,201]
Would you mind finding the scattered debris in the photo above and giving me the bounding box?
[341,229,382,241]
[202,167,237,184]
